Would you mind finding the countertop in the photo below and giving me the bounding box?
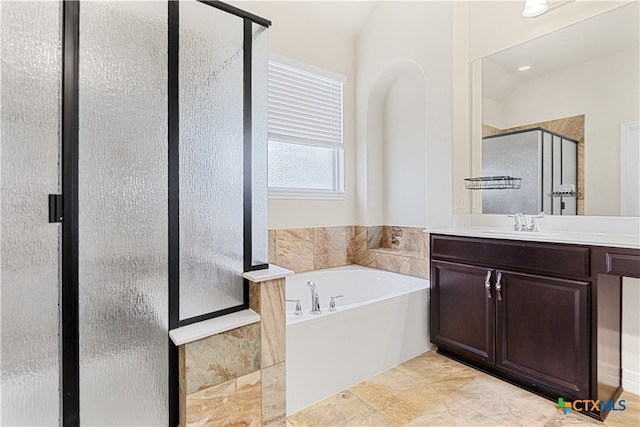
[428,215,640,250]
[429,227,640,249]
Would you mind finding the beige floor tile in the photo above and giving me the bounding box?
[287,390,396,427]
[406,399,512,426]
[396,352,479,385]
[603,392,640,427]
[292,350,639,427]
[349,368,445,425]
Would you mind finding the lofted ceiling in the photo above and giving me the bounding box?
[231,0,378,40]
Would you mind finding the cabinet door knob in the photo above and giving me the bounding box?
[484,270,492,299]
[495,272,503,301]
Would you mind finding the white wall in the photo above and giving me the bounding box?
[231,1,357,229]
[453,0,639,392]
[356,1,452,229]
[383,67,427,227]
[481,97,502,129]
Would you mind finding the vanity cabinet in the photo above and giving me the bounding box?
[431,261,496,364]
[494,270,589,399]
[430,234,625,420]
[431,259,589,400]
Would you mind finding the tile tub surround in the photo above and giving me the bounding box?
[359,226,429,278]
[287,351,640,427]
[268,225,429,279]
[269,227,355,273]
[179,276,288,427]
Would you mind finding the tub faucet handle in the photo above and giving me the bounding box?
[328,294,344,312]
[286,299,303,316]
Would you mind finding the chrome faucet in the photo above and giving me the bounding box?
[527,212,546,232]
[507,212,546,232]
[306,281,321,314]
[328,294,344,312]
[286,299,303,316]
[507,213,527,231]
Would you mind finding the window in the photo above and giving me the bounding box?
[267,55,345,199]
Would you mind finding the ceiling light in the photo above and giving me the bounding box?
[522,0,549,17]
[518,65,531,71]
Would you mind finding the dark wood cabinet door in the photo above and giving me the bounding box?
[495,270,589,400]
[431,260,495,365]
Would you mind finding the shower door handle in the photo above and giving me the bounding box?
[48,194,63,223]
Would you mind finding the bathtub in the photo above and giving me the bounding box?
[286,265,431,414]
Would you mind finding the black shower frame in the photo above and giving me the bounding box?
[61,1,271,426]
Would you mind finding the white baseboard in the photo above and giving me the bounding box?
[623,369,640,395]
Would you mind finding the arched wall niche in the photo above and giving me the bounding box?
[365,59,427,227]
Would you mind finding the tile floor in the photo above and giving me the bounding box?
[286,350,639,427]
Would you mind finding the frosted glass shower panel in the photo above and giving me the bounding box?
[482,130,542,215]
[0,2,62,425]
[179,1,245,320]
[78,2,169,425]
[268,141,340,190]
[252,22,269,267]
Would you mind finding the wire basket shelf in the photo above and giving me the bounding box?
[548,190,583,198]
[548,184,580,198]
[464,176,522,190]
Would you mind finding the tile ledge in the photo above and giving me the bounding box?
[169,309,260,346]
[243,264,294,283]
[369,247,424,259]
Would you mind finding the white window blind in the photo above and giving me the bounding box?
[267,57,345,197]
[268,60,343,148]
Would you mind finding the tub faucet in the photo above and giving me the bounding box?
[306,281,322,314]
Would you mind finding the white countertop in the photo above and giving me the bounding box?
[169,309,260,346]
[243,264,294,282]
[429,227,640,249]
[428,215,640,249]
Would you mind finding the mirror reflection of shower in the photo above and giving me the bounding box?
[482,128,578,215]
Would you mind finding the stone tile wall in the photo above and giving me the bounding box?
[179,278,286,427]
[269,225,429,279]
[268,226,355,273]
[356,226,429,279]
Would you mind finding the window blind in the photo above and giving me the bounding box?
[267,60,343,148]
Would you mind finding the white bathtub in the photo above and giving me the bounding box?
[286,265,431,414]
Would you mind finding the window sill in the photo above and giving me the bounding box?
[268,188,347,201]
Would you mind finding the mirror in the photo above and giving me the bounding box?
[474,1,639,216]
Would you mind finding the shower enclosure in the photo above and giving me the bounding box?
[482,128,578,215]
[1,1,269,425]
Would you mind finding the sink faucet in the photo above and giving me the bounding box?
[508,213,527,231]
[527,212,546,232]
[507,212,546,232]
[306,281,321,314]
